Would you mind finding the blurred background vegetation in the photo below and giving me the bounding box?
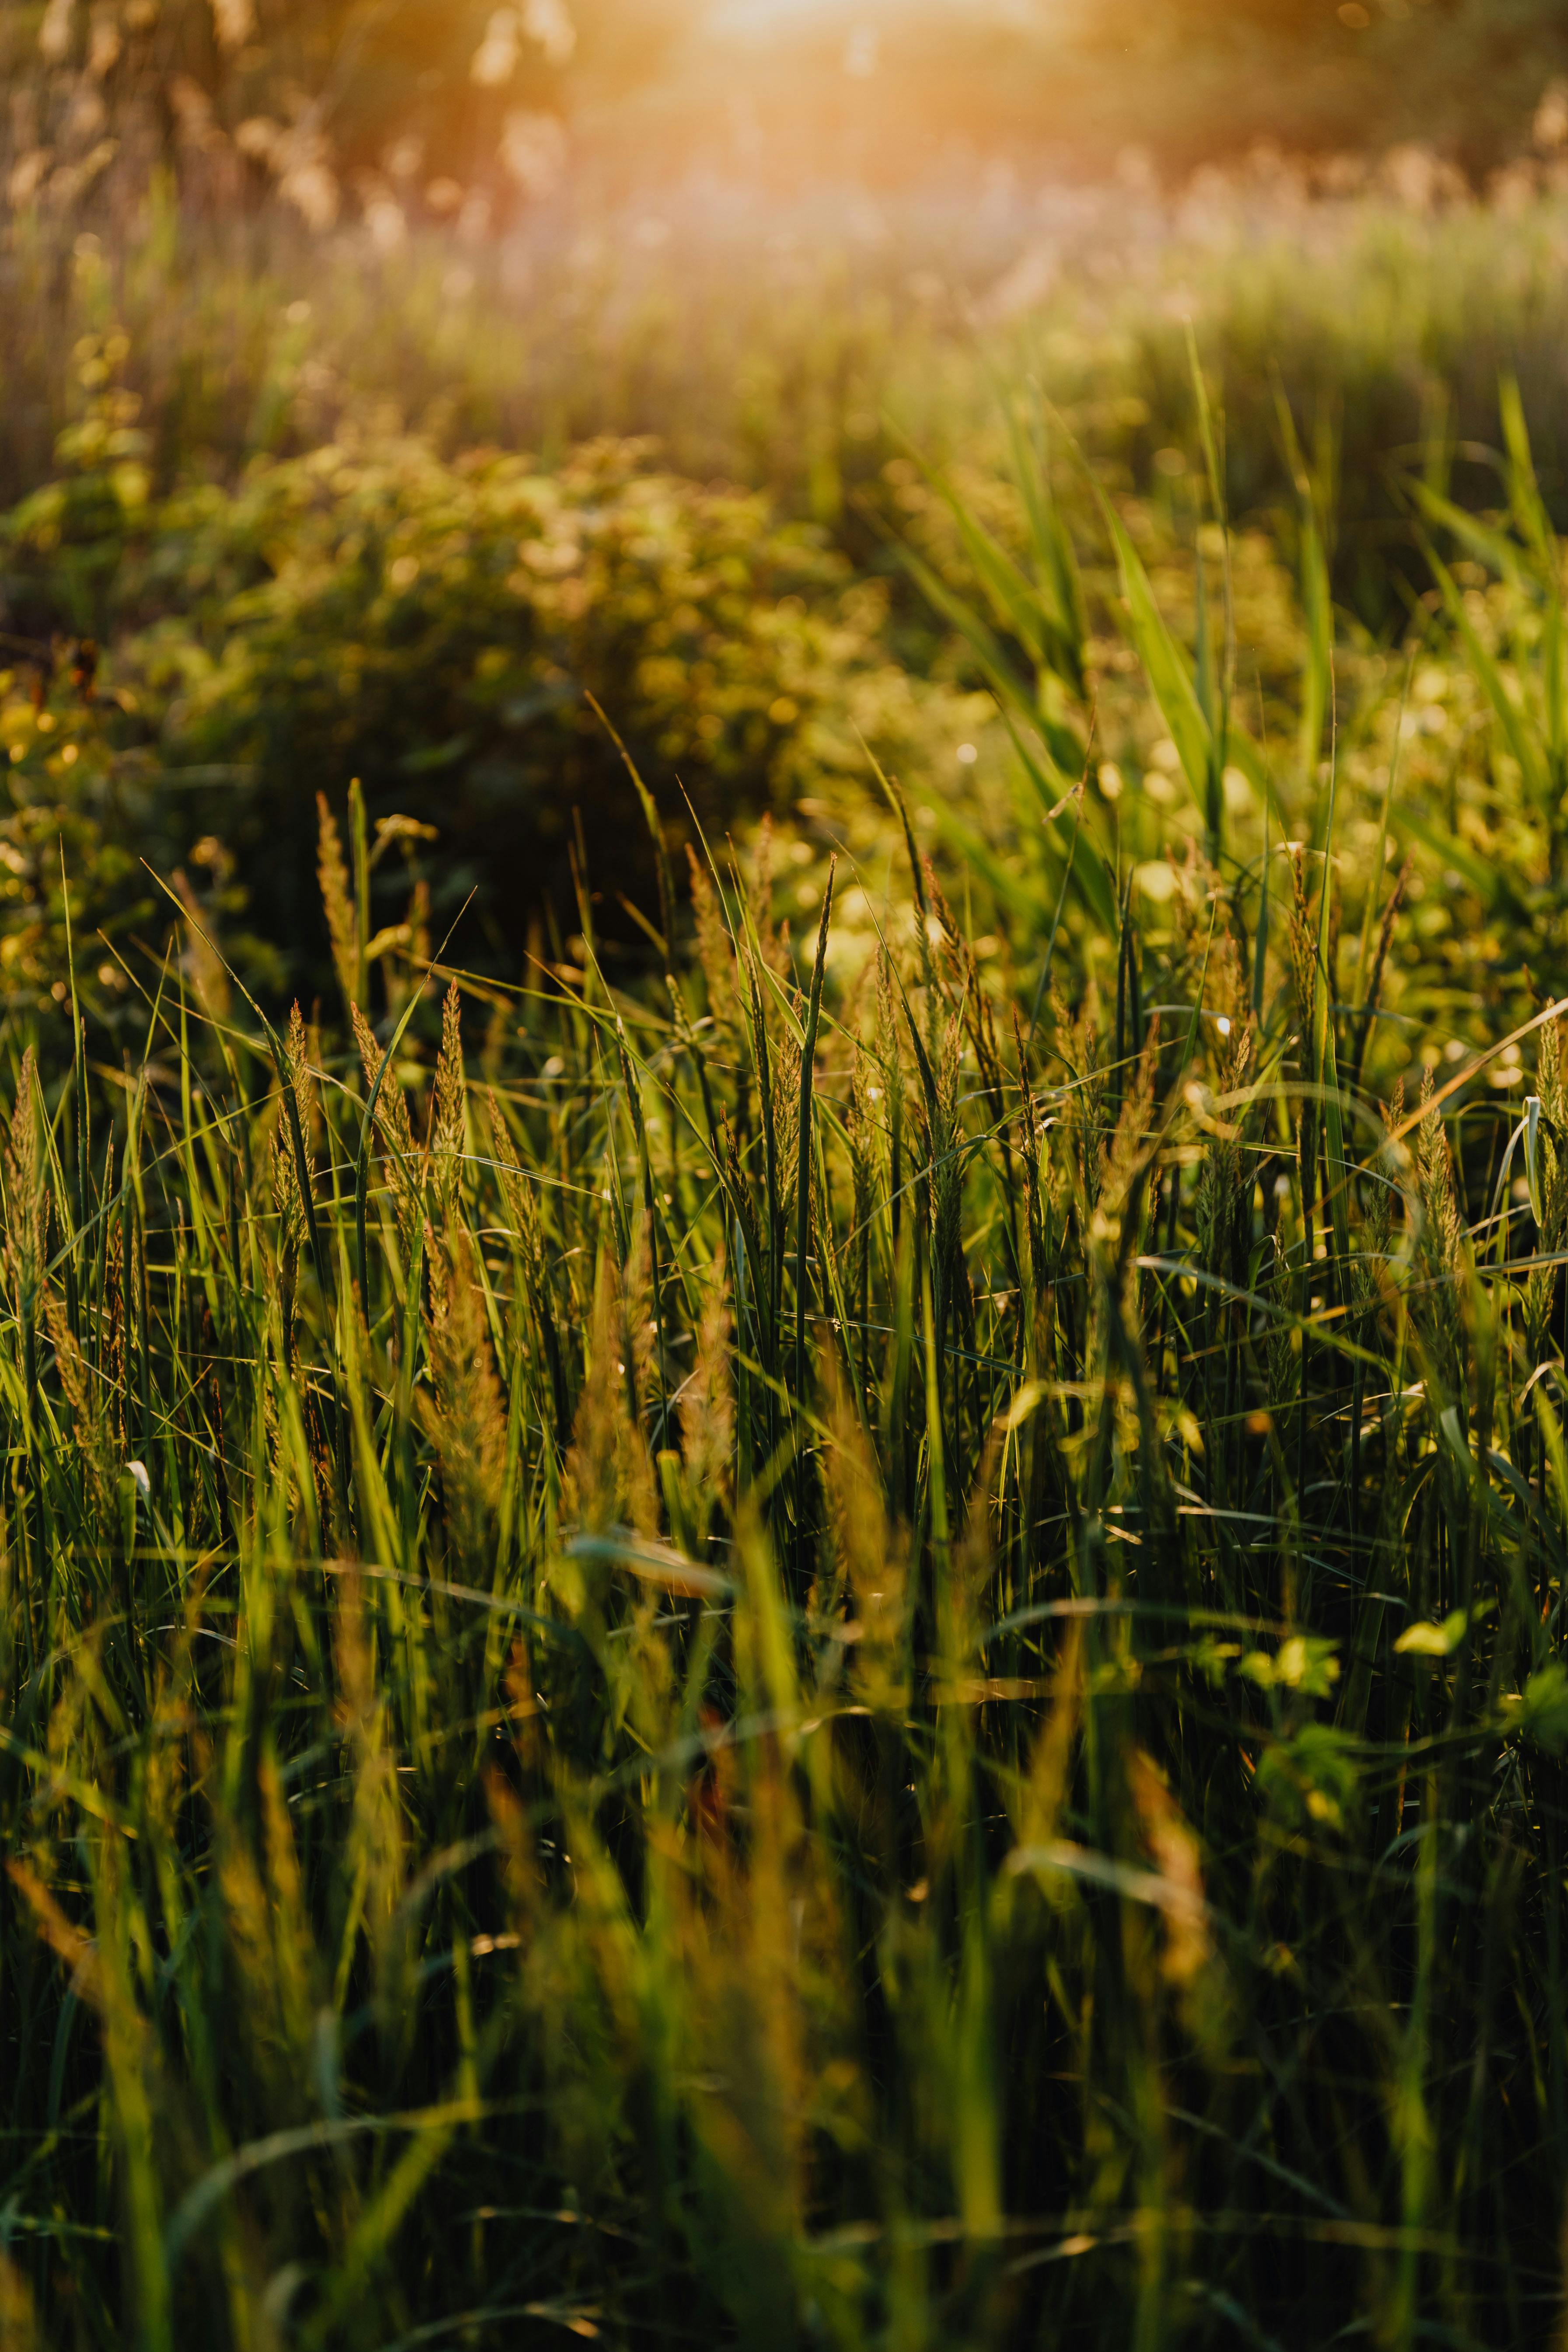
[4,0,1568,995]
[7,0,1568,205]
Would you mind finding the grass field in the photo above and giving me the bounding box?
[12,140,1568,2349]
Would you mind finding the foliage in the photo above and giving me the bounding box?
[1069,0,1568,172]
[15,184,1568,630]
[0,364,945,996]
[6,374,1568,2345]
[11,21,1568,2345]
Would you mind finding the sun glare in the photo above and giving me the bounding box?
[710,0,936,29]
[711,0,855,21]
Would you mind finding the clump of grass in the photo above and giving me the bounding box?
[1,562,1568,2352]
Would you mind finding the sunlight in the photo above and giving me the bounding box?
[707,0,1061,42]
[710,0,972,30]
[710,0,871,24]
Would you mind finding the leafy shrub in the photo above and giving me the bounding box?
[1,408,941,990]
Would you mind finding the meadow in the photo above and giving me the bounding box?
[9,155,1568,2352]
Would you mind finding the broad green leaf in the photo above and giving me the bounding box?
[1505,1662,1568,1751]
[1394,1610,1469,1657]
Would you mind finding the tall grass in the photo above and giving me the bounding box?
[6,369,1568,2346]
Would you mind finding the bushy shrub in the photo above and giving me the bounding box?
[1,404,941,994]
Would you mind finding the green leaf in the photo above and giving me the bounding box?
[1273,1635,1340,1697]
[1407,478,1526,593]
[1096,489,1215,820]
[1390,802,1508,911]
[1526,1094,1546,1227]
[1499,373,1556,573]
[1418,534,1550,812]
[1299,503,1332,790]
[1505,1661,1568,1752]
[1003,395,1087,691]
[998,711,1118,936]
[1237,1637,1339,1696]
[1314,755,1351,1277]
[1394,1610,1469,1657]
[894,537,1042,726]
[1255,1722,1358,1831]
